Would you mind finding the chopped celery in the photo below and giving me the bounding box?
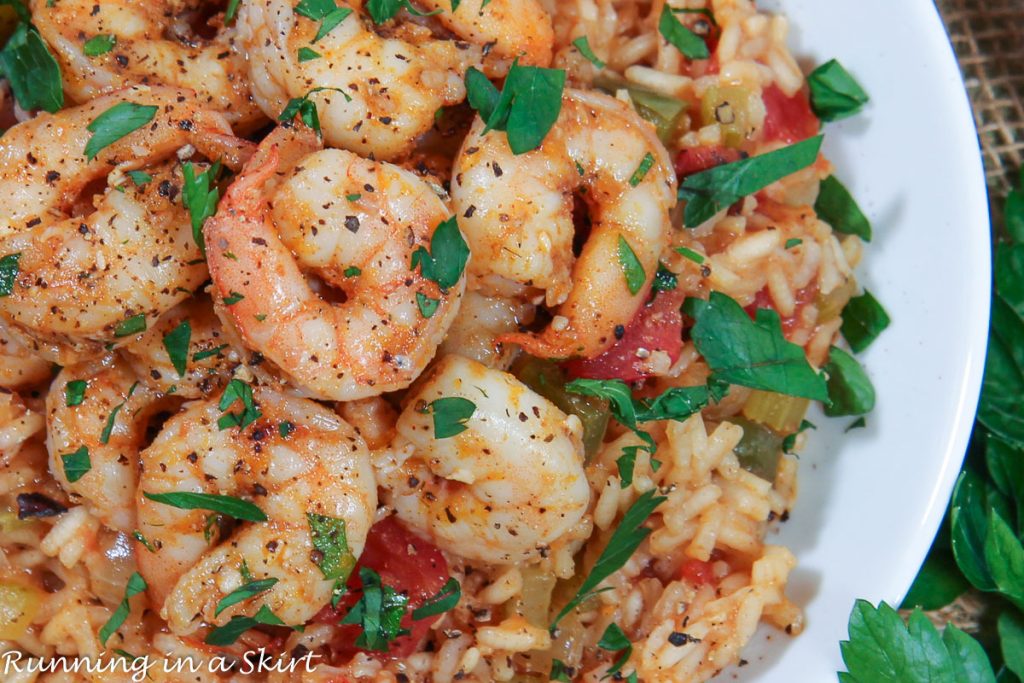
[592,74,687,143]
[700,85,755,148]
[730,416,784,481]
[742,390,810,434]
[511,356,610,461]
[504,566,557,628]
[816,278,858,323]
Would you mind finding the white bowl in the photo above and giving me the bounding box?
[730,0,991,679]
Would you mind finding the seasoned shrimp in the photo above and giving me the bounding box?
[0,87,252,363]
[204,125,466,401]
[0,320,52,389]
[30,0,266,131]
[451,89,678,359]
[47,356,167,531]
[0,391,45,463]
[437,289,535,370]
[135,386,377,634]
[378,354,590,564]
[239,0,553,160]
[121,295,236,399]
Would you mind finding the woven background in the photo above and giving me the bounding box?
[937,0,1024,217]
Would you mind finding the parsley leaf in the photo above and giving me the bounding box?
[65,379,87,406]
[572,36,605,68]
[297,46,321,62]
[416,291,439,318]
[114,313,146,337]
[808,59,869,123]
[411,578,461,620]
[98,572,147,645]
[217,378,262,430]
[83,34,116,56]
[143,491,268,522]
[126,170,152,186]
[365,0,440,24]
[429,397,476,439]
[816,175,872,242]
[294,0,352,42]
[652,262,678,292]
[679,135,823,227]
[224,0,240,23]
[822,346,876,416]
[99,381,136,444]
[162,320,191,378]
[307,512,356,587]
[182,160,222,255]
[465,60,566,155]
[841,290,891,353]
[684,292,829,401]
[551,489,666,631]
[617,235,646,295]
[550,660,573,682]
[598,623,633,677]
[205,604,286,646]
[0,23,63,113]
[278,87,351,134]
[0,253,20,296]
[341,567,410,651]
[658,5,709,60]
[84,102,158,161]
[60,446,90,483]
[214,578,278,616]
[838,600,995,683]
[410,216,469,291]
[629,152,655,187]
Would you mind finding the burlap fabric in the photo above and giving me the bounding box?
[937,0,1024,219]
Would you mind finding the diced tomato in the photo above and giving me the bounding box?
[674,145,745,180]
[312,517,449,660]
[680,559,716,586]
[564,289,684,382]
[745,284,818,336]
[761,84,820,144]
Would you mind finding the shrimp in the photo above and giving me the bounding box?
[437,289,535,370]
[451,89,678,359]
[377,354,590,564]
[0,391,45,463]
[0,319,52,389]
[0,86,252,363]
[238,0,553,160]
[46,356,167,531]
[135,386,377,634]
[29,0,266,132]
[204,125,466,401]
[121,295,236,399]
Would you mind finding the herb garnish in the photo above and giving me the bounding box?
[617,236,646,295]
[365,0,440,24]
[307,512,356,605]
[340,567,410,651]
[297,46,321,62]
[0,253,20,297]
[143,491,268,522]
[822,346,875,417]
[60,446,90,483]
[815,175,872,241]
[114,314,146,338]
[294,0,352,42]
[214,578,279,616]
[808,59,869,123]
[684,292,829,401]
[65,379,87,406]
[99,572,147,644]
[674,246,705,265]
[278,87,351,134]
[658,5,709,60]
[84,102,158,161]
[217,378,262,430]
[598,623,634,678]
[162,320,191,378]
[100,381,137,445]
[429,397,476,439]
[182,160,222,255]
[629,152,656,187]
[0,23,63,113]
[841,290,891,353]
[572,36,605,68]
[679,135,823,227]
[126,170,152,186]
[205,604,287,646]
[411,578,461,621]
[83,35,116,57]
[416,292,440,318]
[551,489,666,631]
[464,60,566,155]
[410,216,469,291]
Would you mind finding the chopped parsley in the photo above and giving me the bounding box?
[162,320,191,378]
[340,567,410,651]
[0,23,63,113]
[617,235,646,295]
[416,291,440,318]
[60,446,90,483]
[658,5,709,60]
[223,291,245,306]
[0,253,20,297]
[343,266,362,277]
[679,135,823,227]
[182,160,223,255]
[297,46,321,62]
[294,0,352,42]
[465,60,566,155]
[629,152,656,187]
[65,379,87,407]
[84,102,158,161]
[840,290,891,353]
[100,382,137,445]
[598,623,634,678]
[114,313,146,338]
[307,512,356,605]
[214,577,279,616]
[278,87,351,134]
[572,36,605,68]
[132,530,156,553]
[808,59,869,123]
[126,170,152,186]
[365,0,440,24]
[822,346,876,417]
[205,604,286,646]
[785,238,803,249]
[143,491,268,522]
[815,175,872,242]
[652,262,678,293]
[279,420,295,438]
[83,34,116,57]
[224,0,240,23]
[410,216,469,291]
[411,578,461,620]
[429,397,476,439]
[217,378,262,430]
[192,344,228,362]
[98,572,147,645]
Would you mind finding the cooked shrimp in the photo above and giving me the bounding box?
[239,0,553,160]
[121,295,236,399]
[30,0,265,131]
[0,391,45,463]
[451,89,678,359]
[0,320,52,389]
[0,86,252,363]
[204,125,466,401]
[378,354,590,564]
[46,356,167,531]
[135,386,377,634]
[437,289,535,370]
